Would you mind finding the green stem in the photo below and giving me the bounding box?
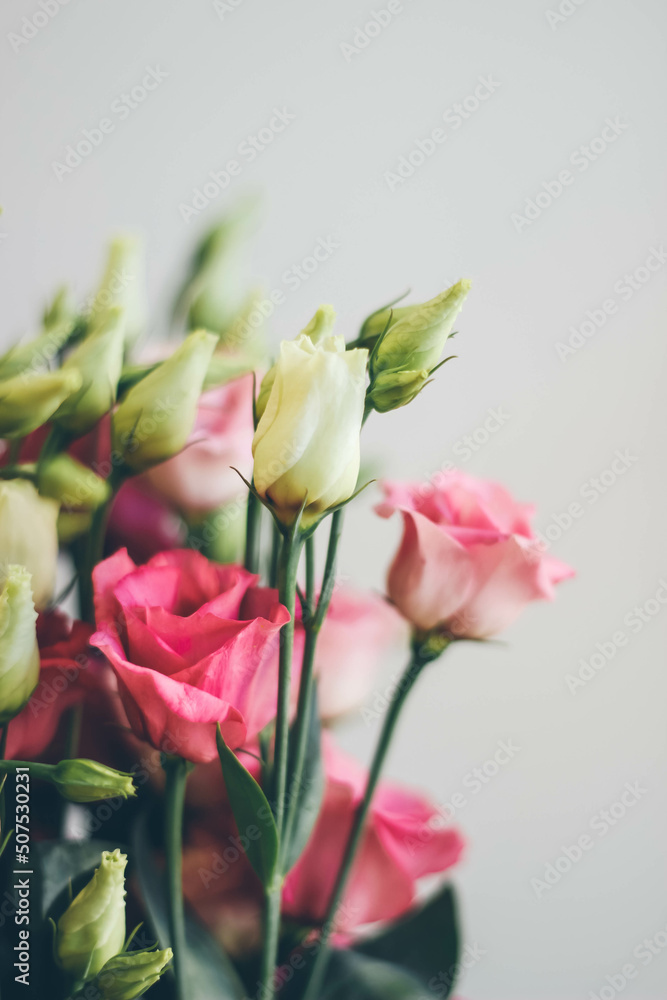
[302,637,448,1000]
[282,511,343,858]
[244,488,262,574]
[259,529,302,1000]
[163,756,190,1000]
[269,521,281,588]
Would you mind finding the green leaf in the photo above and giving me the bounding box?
[320,950,428,1000]
[216,724,279,888]
[283,685,325,873]
[132,808,246,1000]
[355,884,460,997]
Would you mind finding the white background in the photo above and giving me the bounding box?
[1,0,666,996]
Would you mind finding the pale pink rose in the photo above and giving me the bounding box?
[316,588,406,720]
[143,374,254,517]
[376,471,574,638]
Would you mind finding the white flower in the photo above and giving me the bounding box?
[0,565,39,725]
[252,332,367,528]
[0,480,59,609]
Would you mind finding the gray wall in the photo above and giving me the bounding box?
[2,1,666,996]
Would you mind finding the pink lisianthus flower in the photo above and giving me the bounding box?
[90,548,292,763]
[142,375,254,518]
[376,471,574,638]
[282,736,464,931]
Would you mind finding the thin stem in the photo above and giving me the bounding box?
[259,529,302,1000]
[163,756,190,1000]
[244,488,262,574]
[302,638,448,1000]
[269,521,281,588]
[282,512,343,858]
[305,535,316,613]
[0,724,8,762]
[63,704,83,759]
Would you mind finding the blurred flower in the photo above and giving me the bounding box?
[107,481,187,563]
[37,454,110,512]
[90,549,292,763]
[315,588,406,721]
[112,330,217,473]
[88,235,146,348]
[5,609,96,761]
[56,849,127,980]
[0,368,82,438]
[252,332,367,529]
[54,308,126,435]
[0,480,59,609]
[0,565,39,725]
[376,471,574,637]
[143,374,254,518]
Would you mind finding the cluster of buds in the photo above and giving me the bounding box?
[56,849,172,997]
[250,280,471,531]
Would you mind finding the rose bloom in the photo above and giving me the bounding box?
[183,736,463,950]
[7,610,96,760]
[90,549,291,763]
[376,471,574,638]
[142,375,254,518]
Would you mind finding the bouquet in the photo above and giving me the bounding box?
[0,210,573,1000]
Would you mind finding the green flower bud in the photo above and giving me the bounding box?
[368,279,472,377]
[91,947,173,999]
[89,236,146,348]
[0,368,82,438]
[0,480,59,609]
[174,200,257,335]
[54,309,126,434]
[57,849,127,980]
[0,318,75,381]
[37,455,111,511]
[57,511,92,544]
[43,286,76,331]
[255,305,337,422]
[112,330,217,473]
[366,368,430,413]
[0,565,39,726]
[50,759,136,803]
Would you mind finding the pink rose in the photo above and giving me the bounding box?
[376,472,574,638]
[315,588,406,720]
[282,736,464,931]
[142,376,254,517]
[90,548,290,763]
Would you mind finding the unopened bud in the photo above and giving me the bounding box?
[57,849,127,980]
[0,565,39,726]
